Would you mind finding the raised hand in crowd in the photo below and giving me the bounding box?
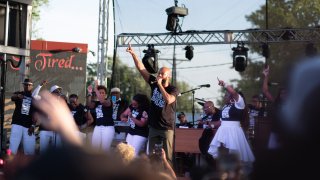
[33,91,82,146]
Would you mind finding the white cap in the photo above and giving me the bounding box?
[50,85,62,93]
[110,87,120,93]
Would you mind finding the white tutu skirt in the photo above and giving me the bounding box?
[208,121,255,162]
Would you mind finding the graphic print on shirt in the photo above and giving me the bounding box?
[112,103,119,120]
[129,109,139,129]
[151,88,165,108]
[21,97,32,115]
[71,110,76,117]
[222,104,232,119]
[96,105,104,119]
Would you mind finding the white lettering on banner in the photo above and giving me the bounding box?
[96,105,104,119]
[21,97,32,115]
[151,88,165,108]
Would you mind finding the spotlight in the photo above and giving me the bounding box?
[185,45,194,60]
[282,27,295,40]
[305,43,317,57]
[165,6,188,32]
[232,42,249,72]
[72,47,82,53]
[142,44,160,74]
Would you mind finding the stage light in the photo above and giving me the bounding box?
[142,44,160,74]
[165,6,188,32]
[185,45,194,60]
[232,42,249,72]
[72,47,82,53]
[305,43,317,57]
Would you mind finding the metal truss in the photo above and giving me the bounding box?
[116,28,320,47]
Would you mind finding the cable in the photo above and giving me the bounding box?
[177,62,232,70]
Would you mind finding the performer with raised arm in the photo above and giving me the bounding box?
[126,44,179,165]
[208,78,255,164]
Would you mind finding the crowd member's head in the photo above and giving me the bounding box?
[97,85,107,98]
[69,94,79,108]
[114,142,135,166]
[110,87,121,100]
[22,78,33,92]
[177,112,187,124]
[50,85,62,96]
[251,95,261,109]
[203,101,215,115]
[132,93,150,111]
[157,67,171,85]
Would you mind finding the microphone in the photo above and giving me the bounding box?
[198,84,210,88]
[268,82,279,86]
[151,81,157,84]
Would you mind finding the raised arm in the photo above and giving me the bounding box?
[262,66,275,102]
[157,83,176,105]
[93,80,111,107]
[217,78,239,101]
[126,44,150,83]
[32,80,48,98]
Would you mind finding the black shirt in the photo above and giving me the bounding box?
[197,108,221,128]
[148,75,179,130]
[68,103,87,127]
[127,105,149,137]
[11,91,34,128]
[112,99,129,121]
[94,101,114,126]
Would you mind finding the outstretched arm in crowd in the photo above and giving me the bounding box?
[262,65,275,102]
[161,148,177,180]
[33,91,82,146]
[32,80,48,98]
[126,44,150,83]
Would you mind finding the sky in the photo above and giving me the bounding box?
[36,0,266,105]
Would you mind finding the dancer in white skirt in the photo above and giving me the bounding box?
[208,78,255,163]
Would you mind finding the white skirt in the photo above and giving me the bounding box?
[208,121,255,162]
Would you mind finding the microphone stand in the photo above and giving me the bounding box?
[180,87,201,126]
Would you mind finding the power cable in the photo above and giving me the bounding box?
[177,62,232,70]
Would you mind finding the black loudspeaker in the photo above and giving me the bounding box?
[0,0,32,49]
[166,14,177,32]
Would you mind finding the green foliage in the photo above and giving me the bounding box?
[32,0,49,38]
[233,0,320,102]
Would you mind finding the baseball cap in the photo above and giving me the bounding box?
[110,87,121,93]
[50,85,62,93]
[22,78,33,85]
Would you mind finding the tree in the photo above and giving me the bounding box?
[32,0,49,38]
[233,0,320,102]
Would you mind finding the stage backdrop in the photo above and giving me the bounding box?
[4,40,88,129]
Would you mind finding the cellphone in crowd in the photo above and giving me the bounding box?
[154,143,163,157]
[111,95,116,104]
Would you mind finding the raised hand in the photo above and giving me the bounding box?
[262,65,270,77]
[126,44,134,54]
[33,91,82,146]
[41,80,48,86]
[87,85,93,94]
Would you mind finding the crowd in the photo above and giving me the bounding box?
[1,44,319,180]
